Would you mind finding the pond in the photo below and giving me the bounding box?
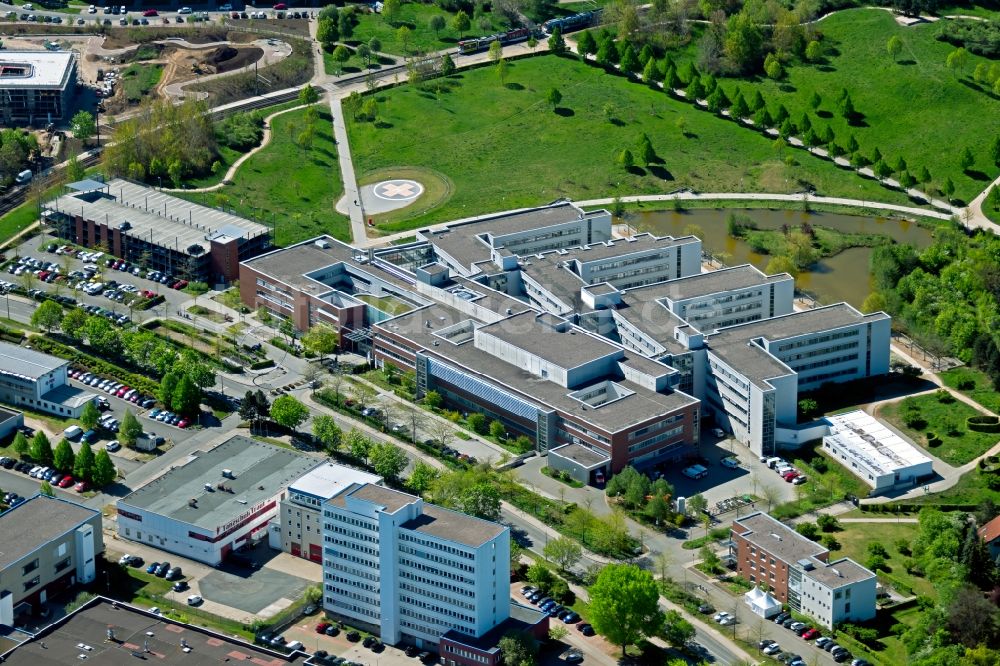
[630,208,938,308]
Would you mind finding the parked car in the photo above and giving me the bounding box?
[763,643,782,655]
[802,628,820,640]
[186,595,203,606]
[147,562,160,574]
[172,581,189,592]
[720,456,740,468]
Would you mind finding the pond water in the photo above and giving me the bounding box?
[631,208,938,308]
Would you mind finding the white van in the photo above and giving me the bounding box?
[63,425,83,440]
[15,170,32,185]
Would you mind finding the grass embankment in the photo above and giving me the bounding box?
[351,3,507,56]
[347,54,926,235]
[879,392,999,466]
[681,9,1000,204]
[178,104,349,245]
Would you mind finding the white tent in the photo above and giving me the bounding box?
[744,586,782,618]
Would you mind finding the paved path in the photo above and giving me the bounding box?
[328,95,367,245]
[838,517,918,523]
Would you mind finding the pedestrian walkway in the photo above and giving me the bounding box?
[328,95,367,245]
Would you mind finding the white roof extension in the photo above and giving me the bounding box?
[0,51,75,89]
[825,410,931,474]
[289,462,382,501]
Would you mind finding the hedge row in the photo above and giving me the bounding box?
[134,294,166,311]
[967,415,1000,433]
[926,432,942,447]
[249,359,275,370]
[860,502,978,513]
[28,335,161,396]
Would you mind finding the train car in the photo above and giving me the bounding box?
[457,27,533,55]
[541,9,601,36]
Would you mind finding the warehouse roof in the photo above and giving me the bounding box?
[0,51,75,89]
[0,341,66,380]
[118,437,320,530]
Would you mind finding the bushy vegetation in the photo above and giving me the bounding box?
[937,18,1000,58]
[216,111,265,151]
[0,128,38,189]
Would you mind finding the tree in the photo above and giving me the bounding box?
[730,92,750,120]
[577,30,597,55]
[497,630,537,666]
[588,564,664,655]
[440,53,455,77]
[66,153,85,182]
[80,401,101,431]
[547,87,562,110]
[312,415,343,453]
[316,16,338,48]
[796,522,820,540]
[270,395,309,431]
[548,624,569,641]
[467,413,488,435]
[381,0,400,24]
[460,482,501,521]
[298,84,319,105]
[406,461,438,494]
[369,441,408,480]
[429,14,445,37]
[31,299,63,333]
[764,52,783,79]
[91,448,116,487]
[617,148,634,170]
[547,26,566,55]
[918,165,932,185]
[840,93,856,120]
[946,47,969,75]
[496,58,509,86]
[302,324,339,361]
[990,135,1000,167]
[637,134,655,166]
[347,428,372,463]
[544,537,582,572]
[39,481,54,497]
[12,431,29,460]
[687,493,708,517]
[887,35,903,61]
[171,375,201,417]
[489,420,506,440]
[873,159,892,180]
[119,409,142,448]
[72,110,96,144]
[61,307,88,340]
[488,39,503,65]
[620,45,640,75]
[331,45,350,74]
[817,514,841,532]
[53,438,75,473]
[943,177,956,200]
[31,431,53,467]
[960,146,975,171]
[899,170,917,189]
[451,10,470,37]
[424,390,443,410]
[73,442,94,482]
[662,609,695,648]
[396,25,412,53]
[805,39,822,62]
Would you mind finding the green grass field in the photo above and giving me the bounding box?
[347,54,924,234]
[121,63,163,103]
[350,3,507,56]
[878,393,999,466]
[178,104,349,245]
[835,522,935,597]
[941,366,1000,413]
[688,9,1000,203]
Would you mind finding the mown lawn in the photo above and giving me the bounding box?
[941,366,1000,413]
[121,63,163,103]
[347,54,923,234]
[350,3,508,56]
[178,104,349,245]
[687,9,1000,203]
[834,521,935,598]
[878,392,999,466]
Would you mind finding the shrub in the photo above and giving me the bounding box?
[926,432,942,447]
[935,389,955,404]
[249,359,275,370]
[957,379,976,390]
[967,415,1000,433]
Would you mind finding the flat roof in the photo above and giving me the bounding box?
[401,503,506,548]
[42,384,97,409]
[732,512,827,565]
[623,264,788,304]
[441,603,546,654]
[0,495,99,570]
[0,341,66,380]
[570,233,696,262]
[476,311,622,370]
[0,51,75,89]
[118,437,320,530]
[549,442,609,468]
[824,410,932,477]
[342,483,417,513]
[47,179,269,255]
[521,254,589,313]
[289,462,382,501]
[806,557,876,588]
[379,303,698,432]
[0,597,302,665]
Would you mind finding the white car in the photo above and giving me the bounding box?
[286,641,303,651]
[186,595,203,606]
[712,611,730,623]
[106,441,121,452]
[118,554,132,565]
[88,4,96,12]
[178,6,192,13]
[719,615,737,626]
[763,643,782,655]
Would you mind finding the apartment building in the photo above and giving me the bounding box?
[0,495,102,626]
[0,342,96,418]
[0,52,76,126]
[731,512,876,628]
[321,483,510,648]
[45,179,271,284]
[374,305,700,479]
[278,462,381,563]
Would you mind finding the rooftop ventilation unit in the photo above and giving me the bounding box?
[222,469,234,478]
[188,498,197,508]
[204,483,214,492]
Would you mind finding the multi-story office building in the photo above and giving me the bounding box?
[321,483,510,648]
[116,437,320,566]
[0,342,96,418]
[0,495,102,626]
[0,52,76,126]
[731,512,876,628]
[278,462,381,563]
[45,179,271,284]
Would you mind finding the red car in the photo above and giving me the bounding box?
[116,386,130,397]
[177,419,189,429]
[73,481,89,492]
[142,8,158,15]
[315,622,330,633]
[58,475,74,488]
[273,2,287,8]
[802,628,820,640]
[782,470,799,482]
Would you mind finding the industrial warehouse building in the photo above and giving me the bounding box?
[822,410,934,494]
[0,341,96,418]
[0,51,77,126]
[0,495,102,626]
[116,437,320,566]
[44,179,271,285]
